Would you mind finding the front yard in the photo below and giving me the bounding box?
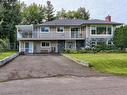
[66,53,127,75]
[0,51,17,60]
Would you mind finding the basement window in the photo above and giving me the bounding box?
[42,42,49,47]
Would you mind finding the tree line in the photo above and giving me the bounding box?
[0,0,90,43]
[0,0,126,50]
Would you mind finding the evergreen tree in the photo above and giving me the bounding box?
[75,7,90,20]
[45,1,55,21]
[56,8,67,19]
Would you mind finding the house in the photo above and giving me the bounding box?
[16,16,122,53]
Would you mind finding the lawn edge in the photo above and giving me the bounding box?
[0,53,19,67]
[62,54,90,67]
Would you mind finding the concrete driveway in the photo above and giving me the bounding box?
[0,54,104,82]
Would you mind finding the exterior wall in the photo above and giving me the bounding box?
[17,26,86,40]
[19,41,33,53]
[33,41,58,53]
[18,24,118,53]
[85,25,115,47]
[81,26,86,38]
[19,40,64,53]
[34,26,85,40]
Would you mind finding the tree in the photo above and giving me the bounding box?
[56,8,67,19]
[21,3,45,24]
[0,4,5,38]
[0,38,9,53]
[56,7,90,20]
[66,10,76,19]
[75,7,90,20]
[45,1,55,21]
[0,0,22,43]
[114,25,127,50]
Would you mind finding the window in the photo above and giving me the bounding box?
[41,27,49,32]
[71,28,80,38]
[42,42,49,47]
[91,26,112,35]
[97,42,105,45]
[108,27,112,34]
[91,41,96,47]
[97,27,106,34]
[107,40,112,45]
[91,27,96,34]
[57,27,64,32]
[71,28,80,32]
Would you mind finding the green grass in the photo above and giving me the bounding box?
[0,51,17,60]
[66,53,127,75]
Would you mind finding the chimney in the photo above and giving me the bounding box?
[105,15,111,22]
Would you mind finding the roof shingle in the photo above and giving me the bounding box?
[39,19,122,26]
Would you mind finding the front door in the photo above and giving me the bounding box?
[25,42,29,53]
[51,42,58,53]
[25,42,33,53]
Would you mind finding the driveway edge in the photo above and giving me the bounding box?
[0,53,20,67]
[62,54,89,67]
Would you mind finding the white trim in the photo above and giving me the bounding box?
[29,42,33,53]
[56,27,64,33]
[19,41,21,52]
[23,42,25,52]
[90,25,113,36]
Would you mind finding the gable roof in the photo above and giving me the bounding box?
[39,19,122,26]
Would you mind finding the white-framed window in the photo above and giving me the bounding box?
[107,27,112,34]
[56,27,64,33]
[91,41,96,47]
[41,41,50,47]
[91,27,96,35]
[90,26,112,35]
[41,27,50,33]
[107,40,113,45]
[71,27,81,38]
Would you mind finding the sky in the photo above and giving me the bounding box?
[20,0,127,24]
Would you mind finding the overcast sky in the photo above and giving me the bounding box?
[20,0,127,24]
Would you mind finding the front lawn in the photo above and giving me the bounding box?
[0,51,17,60]
[66,53,127,75]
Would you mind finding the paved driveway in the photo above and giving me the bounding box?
[0,76,127,95]
[0,54,127,95]
[0,54,104,82]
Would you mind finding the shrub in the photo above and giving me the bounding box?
[0,39,9,53]
[63,44,126,54]
[63,49,78,54]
